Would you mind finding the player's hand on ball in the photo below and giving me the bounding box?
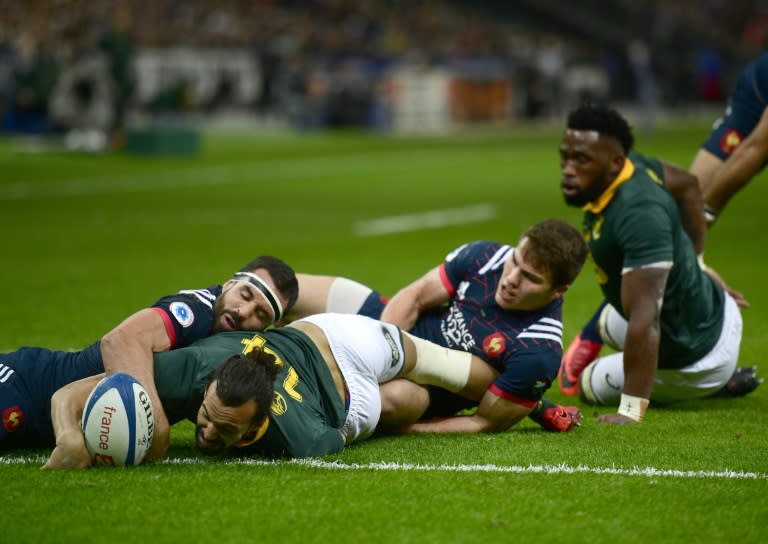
[43,429,91,470]
[597,413,639,425]
[143,415,170,462]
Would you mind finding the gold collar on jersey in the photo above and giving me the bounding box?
[583,158,635,214]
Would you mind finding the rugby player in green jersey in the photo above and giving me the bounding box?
[558,105,750,425]
[44,313,498,468]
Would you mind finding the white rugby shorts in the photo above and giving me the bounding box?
[581,293,742,404]
[295,313,405,443]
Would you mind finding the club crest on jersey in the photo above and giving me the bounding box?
[2,406,24,432]
[271,392,287,416]
[482,333,506,358]
[170,302,194,328]
[720,129,743,155]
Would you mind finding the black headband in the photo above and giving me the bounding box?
[232,272,283,323]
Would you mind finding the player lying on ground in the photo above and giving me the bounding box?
[288,219,589,434]
[0,256,299,460]
[44,313,500,468]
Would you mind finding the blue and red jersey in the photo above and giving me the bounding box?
[0,285,224,449]
[360,241,564,407]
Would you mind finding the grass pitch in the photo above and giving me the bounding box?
[1,119,766,543]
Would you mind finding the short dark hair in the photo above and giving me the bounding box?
[207,349,281,424]
[566,105,634,153]
[520,219,588,288]
[240,256,299,315]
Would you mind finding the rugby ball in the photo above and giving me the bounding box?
[81,373,155,466]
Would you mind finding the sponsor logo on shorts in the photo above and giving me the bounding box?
[2,406,24,432]
[482,332,506,358]
[720,129,743,155]
[381,327,401,367]
[170,302,194,328]
[605,373,623,391]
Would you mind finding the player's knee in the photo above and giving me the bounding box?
[597,304,626,351]
[579,357,624,406]
[378,379,429,430]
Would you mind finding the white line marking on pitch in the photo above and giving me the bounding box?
[3,454,764,480]
[355,204,497,236]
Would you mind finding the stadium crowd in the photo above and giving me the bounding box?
[0,0,764,134]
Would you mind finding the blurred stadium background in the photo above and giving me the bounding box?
[1,0,764,145]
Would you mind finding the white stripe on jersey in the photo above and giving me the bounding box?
[478,245,513,275]
[518,318,564,347]
[0,364,15,383]
[529,324,563,335]
[539,317,563,329]
[178,289,216,308]
[518,331,563,347]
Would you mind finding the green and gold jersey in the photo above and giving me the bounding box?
[582,152,725,368]
[153,327,346,458]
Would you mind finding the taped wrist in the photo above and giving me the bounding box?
[404,333,472,393]
[617,393,649,422]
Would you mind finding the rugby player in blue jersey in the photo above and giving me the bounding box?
[690,52,768,226]
[0,256,298,459]
[289,219,589,434]
[558,105,754,425]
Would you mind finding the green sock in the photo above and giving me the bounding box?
[528,398,558,425]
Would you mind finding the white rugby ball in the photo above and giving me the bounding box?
[81,373,155,466]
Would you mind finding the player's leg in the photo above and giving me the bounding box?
[399,332,498,402]
[655,293,747,402]
[581,294,751,405]
[560,301,625,395]
[295,313,405,443]
[286,273,385,321]
[377,379,431,431]
[577,352,625,405]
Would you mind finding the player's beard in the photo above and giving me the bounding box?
[212,296,241,332]
[562,172,611,207]
[196,426,225,454]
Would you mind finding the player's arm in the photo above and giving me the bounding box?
[703,106,768,218]
[402,390,532,434]
[283,274,336,323]
[100,309,171,461]
[380,266,450,329]
[43,374,105,470]
[662,160,749,307]
[660,161,706,254]
[598,265,668,425]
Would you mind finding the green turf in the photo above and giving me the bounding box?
[1,120,766,543]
